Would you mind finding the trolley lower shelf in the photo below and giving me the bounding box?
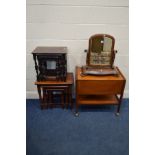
[78,95,119,105]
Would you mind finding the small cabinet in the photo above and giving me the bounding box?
[32,47,67,81]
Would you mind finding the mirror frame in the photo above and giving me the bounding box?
[86,34,116,68]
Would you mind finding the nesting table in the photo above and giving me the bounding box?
[35,73,74,109]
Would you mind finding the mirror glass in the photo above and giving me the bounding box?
[46,60,56,69]
[89,36,113,66]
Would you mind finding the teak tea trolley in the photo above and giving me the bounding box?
[75,66,126,116]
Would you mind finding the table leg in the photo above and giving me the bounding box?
[70,85,73,109]
[37,85,44,109]
[67,86,71,109]
[61,91,65,109]
[47,90,51,108]
[66,87,69,109]
[43,88,48,109]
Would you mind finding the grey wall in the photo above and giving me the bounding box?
[26,0,129,98]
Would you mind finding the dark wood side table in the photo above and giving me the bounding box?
[35,73,74,109]
[32,47,67,81]
[75,66,126,116]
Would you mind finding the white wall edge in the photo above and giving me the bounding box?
[26,91,39,99]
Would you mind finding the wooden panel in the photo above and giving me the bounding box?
[27,0,129,6]
[77,80,125,95]
[27,6,128,24]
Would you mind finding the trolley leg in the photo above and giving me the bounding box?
[75,101,79,117]
[115,94,123,116]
